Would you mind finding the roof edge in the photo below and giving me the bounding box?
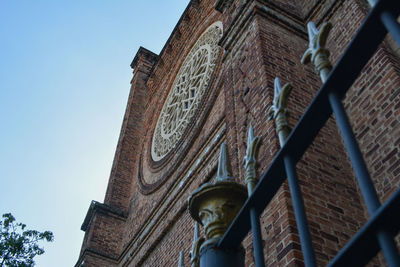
[130,46,159,69]
[81,200,128,231]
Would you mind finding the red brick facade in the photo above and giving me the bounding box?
[76,0,400,266]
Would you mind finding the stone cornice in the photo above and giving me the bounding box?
[304,0,346,26]
[220,0,306,56]
[148,0,200,80]
[74,247,119,267]
[81,200,128,232]
[130,46,159,70]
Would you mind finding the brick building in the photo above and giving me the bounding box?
[76,0,400,266]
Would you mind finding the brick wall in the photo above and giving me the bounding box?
[218,2,369,265]
[76,0,400,266]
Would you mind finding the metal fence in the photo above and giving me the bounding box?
[217,0,400,266]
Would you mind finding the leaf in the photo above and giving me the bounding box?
[0,213,53,267]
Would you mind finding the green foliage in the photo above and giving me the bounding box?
[0,213,53,267]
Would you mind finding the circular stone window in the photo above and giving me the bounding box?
[151,22,223,161]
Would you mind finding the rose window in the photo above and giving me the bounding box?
[151,22,223,161]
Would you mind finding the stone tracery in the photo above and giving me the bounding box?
[151,22,223,161]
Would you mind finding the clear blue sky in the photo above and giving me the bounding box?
[0,1,188,266]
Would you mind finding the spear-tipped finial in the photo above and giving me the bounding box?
[190,222,204,267]
[216,143,234,181]
[178,251,186,267]
[301,21,333,82]
[244,125,261,194]
[268,77,293,121]
[244,126,261,166]
[301,22,332,64]
[268,77,293,146]
[188,143,247,259]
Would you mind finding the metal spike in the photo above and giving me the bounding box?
[216,143,233,181]
[301,21,333,82]
[307,22,319,47]
[244,125,261,195]
[193,222,199,241]
[178,251,185,267]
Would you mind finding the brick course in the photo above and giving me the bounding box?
[76,0,400,266]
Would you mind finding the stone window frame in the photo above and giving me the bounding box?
[151,21,223,162]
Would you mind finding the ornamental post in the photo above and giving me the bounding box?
[188,143,246,267]
[268,77,293,146]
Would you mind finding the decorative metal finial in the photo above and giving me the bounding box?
[190,222,203,267]
[243,125,261,195]
[188,143,247,249]
[178,251,186,267]
[216,143,234,181]
[301,21,333,83]
[268,77,293,146]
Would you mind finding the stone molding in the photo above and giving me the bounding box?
[215,0,234,13]
[120,122,226,266]
[219,0,306,59]
[75,247,118,267]
[130,46,159,71]
[151,22,223,162]
[81,200,127,232]
[137,27,225,194]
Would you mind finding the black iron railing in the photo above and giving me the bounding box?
[217,0,400,266]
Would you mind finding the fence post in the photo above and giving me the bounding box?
[188,143,246,267]
[244,126,265,267]
[302,20,400,267]
[268,77,317,267]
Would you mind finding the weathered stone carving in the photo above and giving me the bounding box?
[151,22,223,161]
